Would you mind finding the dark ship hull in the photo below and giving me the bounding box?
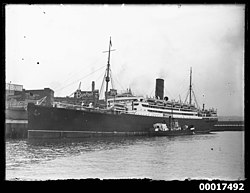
[27,103,217,139]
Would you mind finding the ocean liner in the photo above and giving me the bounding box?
[27,38,218,139]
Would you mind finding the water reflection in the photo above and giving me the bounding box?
[6,136,149,168]
[6,132,243,180]
[6,134,218,169]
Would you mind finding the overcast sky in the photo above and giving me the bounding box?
[5,4,244,117]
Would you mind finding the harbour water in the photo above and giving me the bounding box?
[5,131,244,181]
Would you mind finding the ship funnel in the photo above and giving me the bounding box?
[155,78,164,100]
[92,81,95,91]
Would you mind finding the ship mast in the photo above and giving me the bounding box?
[189,67,192,105]
[184,67,200,108]
[103,37,115,107]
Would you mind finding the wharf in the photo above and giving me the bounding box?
[212,121,244,131]
[5,119,28,138]
[5,108,28,138]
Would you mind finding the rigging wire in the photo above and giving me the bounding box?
[99,70,107,99]
[178,88,188,102]
[99,68,116,99]
[96,68,108,90]
[82,68,107,92]
[110,70,115,90]
[173,75,189,101]
[192,85,201,108]
[149,87,154,98]
[165,89,175,100]
[55,65,106,93]
[184,89,190,104]
[183,82,200,107]
[53,55,104,91]
[192,89,200,109]
[109,70,125,91]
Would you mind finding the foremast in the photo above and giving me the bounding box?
[103,37,115,107]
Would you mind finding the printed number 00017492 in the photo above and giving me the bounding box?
[199,183,244,191]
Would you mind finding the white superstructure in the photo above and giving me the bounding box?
[107,95,205,119]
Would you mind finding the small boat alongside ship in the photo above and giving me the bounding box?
[27,38,218,139]
[149,119,195,136]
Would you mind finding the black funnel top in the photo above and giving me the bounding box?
[155,78,164,100]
